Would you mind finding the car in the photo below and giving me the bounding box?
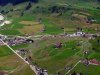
[43,69,47,72]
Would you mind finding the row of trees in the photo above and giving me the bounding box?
[32,5,72,15]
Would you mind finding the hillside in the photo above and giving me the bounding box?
[0,0,100,75]
[0,0,99,5]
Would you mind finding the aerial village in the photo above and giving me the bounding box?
[0,0,100,75]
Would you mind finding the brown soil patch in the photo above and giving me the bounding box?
[19,21,44,35]
[19,25,43,35]
[19,21,39,25]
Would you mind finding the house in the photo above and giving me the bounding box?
[54,42,62,48]
[19,49,27,55]
[75,32,85,36]
[82,59,89,66]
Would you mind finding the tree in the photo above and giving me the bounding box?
[20,12,24,16]
[71,71,76,75]
[79,72,83,75]
[97,38,100,44]
[25,2,32,10]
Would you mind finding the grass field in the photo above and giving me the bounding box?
[0,46,13,57]
[31,37,91,74]
[0,45,35,75]
[88,37,100,61]
[23,37,87,74]
[9,36,100,74]
[70,63,100,75]
[11,64,35,75]
[19,21,44,35]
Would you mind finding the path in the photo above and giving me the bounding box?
[65,40,89,75]
[65,61,81,75]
